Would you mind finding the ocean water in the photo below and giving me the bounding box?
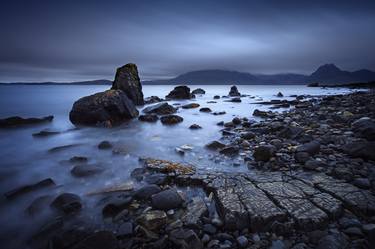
[0,84,354,247]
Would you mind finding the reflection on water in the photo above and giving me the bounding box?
[0,84,354,247]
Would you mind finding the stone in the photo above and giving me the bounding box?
[4,178,55,200]
[136,210,167,230]
[166,86,192,99]
[214,95,220,99]
[229,86,240,96]
[182,103,200,109]
[32,130,60,137]
[69,90,138,126]
[303,159,324,170]
[182,197,208,226]
[69,156,88,163]
[48,144,82,153]
[316,234,348,249]
[343,227,363,237]
[144,95,163,104]
[0,115,53,128]
[71,164,103,177]
[134,184,161,200]
[352,178,371,189]
[112,63,144,105]
[232,117,241,125]
[189,124,202,129]
[117,221,133,237]
[50,193,82,214]
[236,235,248,248]
[130,168,146,181]
[253,145,276,161]
[200,107,212,112]
[71,231,118,249]
[240,132,256,140]
[138,114,158,122]
[160,115,183,125]
[296,141,320,155]
[295,152,311,163]
[102,196,132,217]
[277,126,304,139]
[253,109,269,118]
[343,140,375,161]
[192,88,206,95]
[142,102,177,115]
[276,92,284,97]
[219,146,239,155]
[98,141,112,149]
[151,188,184,210]
[26,195,53,216]
[351,117,375,141]
[145,173,167,185]
[227,97,241,102]
[203,224,217,235]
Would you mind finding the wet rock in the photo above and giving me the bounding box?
[219,146,239,155]
[142,158,195,175]
[362,223,375,245]
[351,117,375,141]
[4,178,55,200]
[160,114,183,125]
[26,195,53,216]
[138,114,158,122]
[144,95,163,104]
[69,156,88,163]
[69,90,139,126]
[166,86,192,99]
[214,95,220,99]
[296,141,320,155]
[51,193,82,214]
[240,131,256,140]
[102,196,132,217]
[189,124,202,129]
[270,240,285,249]
[0,115,53,128]
[295,152,311,163]
[277,126,304,139]
[32,130,60,137]
[236,235,248,248]
[213,111,226,115]
[182,103,200,109]
[303,159,324,170]
[144,173,167,185]
[48,144,82,153]
[343,140,375,160]
[316,233,348,249]
[151,188,184,210]
[343,227,363,237]
[72,231,118,249]
[98,141,112,149]
[253,145,276,161]
[206,141,226,150]
[232,117,241,125]
[134,184,161,200]
[229,86,240,96]
[200,107,212,113]
[182,197,208,226]
[136,210,167,230]
[112,63,144,105]
[142,102,177,115]
[71,164,103,177]
[130,168,146,181]
[253,109,269,118]
[117,221,133,237]
[192,88,206,95]
[352,178,371,189]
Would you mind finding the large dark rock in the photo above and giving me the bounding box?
[142,102,177,115]
[134,184,161,200]
[71,164,103,177]
[69,90,139,126]
[166,86,192,99]
[4,178,55,200]
[144,96,163,104]
[205,141,226,150]
[138,114,158,122]
[351,117,375,141]
[51,193,82,214]
[112,63,144,105]
[192,88,206,95]
[151,188,184,210]
[296,141,320,155]
[160,115,183,125]
[253,145,276,161]
[343,140,375,161]
[229,86,240,96]
[0,115,53,128]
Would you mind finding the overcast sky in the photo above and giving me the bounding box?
[1,0,375,82]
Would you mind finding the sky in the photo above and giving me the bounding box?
[0,0,375,82]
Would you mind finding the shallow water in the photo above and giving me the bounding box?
[0,84,355,247]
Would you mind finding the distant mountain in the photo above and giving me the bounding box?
[307,64,375,84]
[0,79,112,85]
[143,70,306,85]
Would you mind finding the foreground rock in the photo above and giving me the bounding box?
[69,90,139,126]
[142,102,177,115]
[111,63,144,105]
[160,115,183,125]
[166,86,192,99]
[0,115,53,128]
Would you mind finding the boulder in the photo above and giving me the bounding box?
[189,124,202,129]
[351,117,375,141]
[296,141,320,155]
[134,185,161,200]
[229,85,240,96]
[151,188,184,210]
[50,193,82,214]
[166,86,192,99]
[160,115,183,125]
[192,88,206,95]
[343,141,375,161]
[102,196,132,217]
[182,103,200,109]
[253,145,276,161]
[4,178,55,200]
[112,63,144,105]
[71,164,103,177]
[142,102,177,115]
[276,92,284,97]
[138,114,158,122]
[199,107,212,113]
[136,210,167,230]
[69,90,139,126]
[253,109,269,118]
[0,115,53,128]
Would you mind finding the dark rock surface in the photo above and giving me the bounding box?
[151,188,184,210]
[112,63,144,105]
[160,115,183,125]
[50,193,82,214]
[142,102,177,115]
[138,114,158,122]
[69,90,139,126]
[229,85,240,96]
[192,88,206,95]
[0,115,53,128]
[166,86,192,99]
[71,164,103,177]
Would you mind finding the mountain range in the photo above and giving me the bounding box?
[1,64,374,85]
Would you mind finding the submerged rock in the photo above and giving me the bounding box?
[32,130,60,137]
[51,193,82,214]
[229,85,240,96]
[71,164,103,177]
[112,63,144,105]
[166,86,192,99]
[200,107,212,113]
[0,115,53,128]
[192,88,206,95]
[138,114,158,122]
[205,141,226,150]
[142,102,177,115]
[98,140,112,149]
[4,178,55,200]
[189,124,202,129]
[160,115,183,125]
[69,90,139,126]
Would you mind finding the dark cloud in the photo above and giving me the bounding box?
[0,0,374,82]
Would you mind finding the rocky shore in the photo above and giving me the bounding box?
[6,88,372,249]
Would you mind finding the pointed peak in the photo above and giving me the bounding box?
[316,63,341,72]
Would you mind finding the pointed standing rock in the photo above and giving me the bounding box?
[112,63,144,105]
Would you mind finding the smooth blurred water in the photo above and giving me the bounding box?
[0,84,354,247]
